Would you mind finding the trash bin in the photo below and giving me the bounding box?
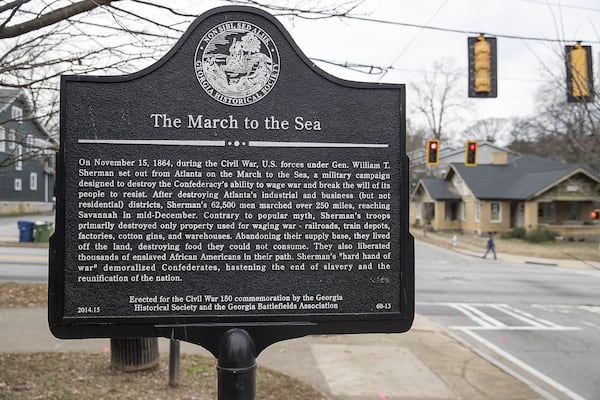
[17,220,34,242]
[110,337,160,372]
[33,221,54,243]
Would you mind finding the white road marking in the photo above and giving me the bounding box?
[459,328,587,400]
[418,302,586,399]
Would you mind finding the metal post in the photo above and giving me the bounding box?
[217,329,256,400]
[169,338,180,387]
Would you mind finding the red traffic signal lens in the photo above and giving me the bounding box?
[469,143,476,151]
[591,210,600,220]
[430,142,438,150]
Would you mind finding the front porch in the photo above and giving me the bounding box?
[521,200,600,239]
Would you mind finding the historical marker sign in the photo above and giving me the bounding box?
[50,6,413,353]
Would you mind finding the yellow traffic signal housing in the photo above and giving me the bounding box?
[468,35,497,98]
[425,139,440,165]
[566,43,594,103]
[465,141,478,166]
[474,36,491,92]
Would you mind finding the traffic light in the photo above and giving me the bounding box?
[425,139,440,165]
[591,209,600,220]
[465,141,478,166]
[566,42,594,103]
[468,35,497,98]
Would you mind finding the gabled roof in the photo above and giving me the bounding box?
[0,88,30,114]
[416,178,461,200]
[448,154,600,200]
[0,87,54,142]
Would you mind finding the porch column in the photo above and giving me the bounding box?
[524,201,538,231]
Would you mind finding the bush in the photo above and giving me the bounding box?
[501,227,527,240]
[525,228,558,243]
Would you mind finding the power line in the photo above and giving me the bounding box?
[339,14,600,44]
[517,0,600,13]
[309,57,546,83]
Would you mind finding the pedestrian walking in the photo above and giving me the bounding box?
[483,232,496,259]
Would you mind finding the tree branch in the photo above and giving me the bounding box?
[0,0,117,38]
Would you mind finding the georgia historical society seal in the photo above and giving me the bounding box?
[194,21,280,106]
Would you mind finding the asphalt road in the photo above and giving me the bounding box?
[0,246,49,282]
[415,240,600,400]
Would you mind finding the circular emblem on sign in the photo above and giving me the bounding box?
[194,21,280,106]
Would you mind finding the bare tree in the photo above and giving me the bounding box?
[409,59,467,140]
[0,0,364,168]
[461,117,511,145]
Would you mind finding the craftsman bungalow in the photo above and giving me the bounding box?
[410,153,600,238]
[0,88,56,214]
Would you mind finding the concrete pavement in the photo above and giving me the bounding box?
[0,307,541,399]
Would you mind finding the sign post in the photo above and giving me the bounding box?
[50,6,414,397]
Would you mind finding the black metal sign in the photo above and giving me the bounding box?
[49,6,413,354]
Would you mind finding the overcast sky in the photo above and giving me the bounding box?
[69,0,600,138]
[148,0,598,139]
[272,0,598,128]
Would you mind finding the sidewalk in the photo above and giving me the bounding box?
[0,308,540,400]
[413,229,600,270]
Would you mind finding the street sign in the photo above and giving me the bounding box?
[49,6,414,355]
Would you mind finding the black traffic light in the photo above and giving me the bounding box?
[465,141,478,166]
[591,209,600,220]
[566,42,594,103]
[468,35,497,98]
[426,139,440,165]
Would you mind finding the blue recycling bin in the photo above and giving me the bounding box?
[18,220,34,242]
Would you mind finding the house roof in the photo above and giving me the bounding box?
[0,87,55,142]
[443,141,517,160]
[418,178,461,200]
[449,154,600,200]
[0,88,29,114]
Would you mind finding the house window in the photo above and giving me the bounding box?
[539,203,556,223]
[461,202,466,221]
[7,129,16,150]
[12,105,23,123]
[14,178,22,191]
[445,202,458,221]
[416,202,422,219]
[0,126,5,152]
[15,145,22,171]
[474,201,480,222]
[567,203,578,220]
[26,134,33,148]
[30,172,38,191]
[454,176,463,193]
[490,202,502,223]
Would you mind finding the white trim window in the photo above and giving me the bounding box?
[7,129,16,150]
[30,172,38,191]
[0,126,5,152]
[461,202,466,221]
[14,178,22,191]
[12,105,23,123]
[15,145,22,171]
[474,201,480,222]
[490,202,502,223]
